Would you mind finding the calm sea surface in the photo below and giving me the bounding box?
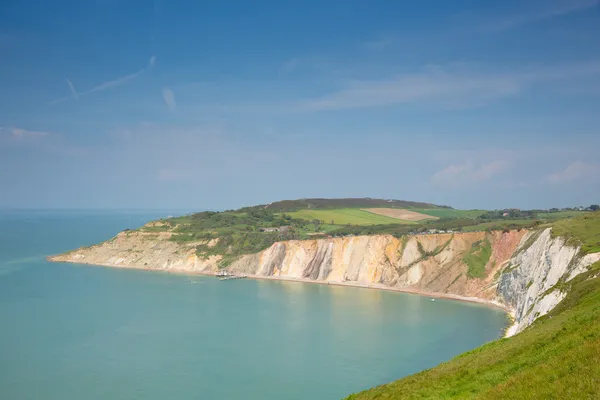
[0,210,508,399]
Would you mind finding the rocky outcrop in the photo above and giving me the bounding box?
[49,231,223,273]
[49,227,600,337]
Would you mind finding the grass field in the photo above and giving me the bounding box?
[411,209,488,219]
[345,213,600,400]
[552,211,600,254]
[535,211,586,220]
[283,208,416,226]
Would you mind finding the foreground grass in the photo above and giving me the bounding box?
[284,208,412,226]
[345,214,600,400]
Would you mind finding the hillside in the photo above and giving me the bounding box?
[346,212,600,399]
[242,198,447,212]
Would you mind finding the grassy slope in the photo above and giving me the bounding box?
[284,208,416,226]
[552,212,600,254]
[535,210,586,220]
[345,212,600,400]
[463,239,492,278]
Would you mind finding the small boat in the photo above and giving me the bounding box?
[430,298,436,302]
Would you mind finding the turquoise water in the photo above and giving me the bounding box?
[0,211,508,399]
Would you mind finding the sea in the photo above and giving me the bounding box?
[0,210,508,399]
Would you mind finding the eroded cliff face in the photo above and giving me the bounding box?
[498,229,600,335]
[228,231,526,300]
[49,227,599,336]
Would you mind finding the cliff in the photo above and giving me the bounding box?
[498,228,600,335]
[49,227,600,336]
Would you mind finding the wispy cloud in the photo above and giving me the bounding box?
[546,161,600,183]
[0,126,51,140]
[363,35,398,51]
[66,78,78,101]
[86,70,145,94]
[281,57,299,74]
[0,126,87,156]
[162,87,176,111]
[432,160,509,187]
[364,1,599,52]
[51,56,156,104]
[301,61,600,111]
[489,0,599,31]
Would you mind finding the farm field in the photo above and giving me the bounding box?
[411,208,488,219]
[362,208,438,221]
[283,208,416,226]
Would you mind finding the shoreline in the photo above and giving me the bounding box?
[47,256,513,316]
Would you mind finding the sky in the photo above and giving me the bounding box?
[1,0,599,210]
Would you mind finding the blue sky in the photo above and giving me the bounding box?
[1,0,599,210]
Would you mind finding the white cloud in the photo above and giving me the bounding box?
[301,62,600,111]
[546,161,600,183]
[162,87,176,111]
[86,70,145,95]
[51,56,156,104]
[432,160,509,187]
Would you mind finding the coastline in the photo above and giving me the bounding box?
[46,256,513,316]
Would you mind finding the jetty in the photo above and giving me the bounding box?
[216,271,247,281]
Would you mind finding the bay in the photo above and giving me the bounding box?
[0,210,507,399]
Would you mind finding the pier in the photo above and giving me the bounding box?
[216,271,247,281]
[219,275,247,281]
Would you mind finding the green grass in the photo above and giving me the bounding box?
[551,212,600,254]
[463,239,492,278]
[461,220,535,232]
[283,208,415,226]
[412,209,488,219]
[534,211,586,220]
